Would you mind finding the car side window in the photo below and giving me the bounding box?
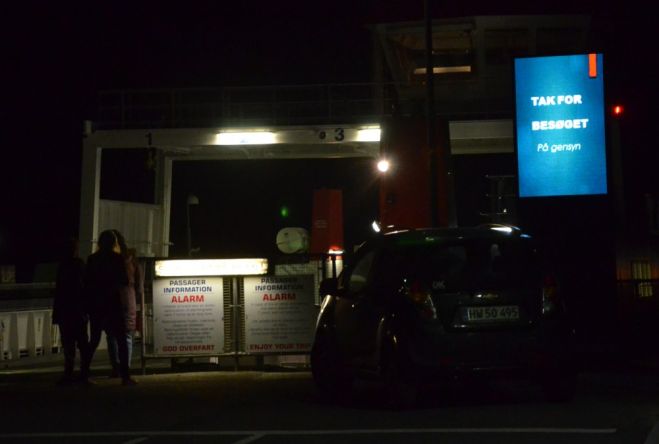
[346,251,375,295]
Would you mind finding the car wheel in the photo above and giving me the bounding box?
[310,332,352,400]
[541,370,577,402]
[381,346,417,410]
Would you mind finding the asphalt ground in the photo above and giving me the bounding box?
[1,346,658,444]
[3,339,658,376]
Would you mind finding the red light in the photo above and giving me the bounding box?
[405,280,437,319]
[613,105,624,116]
[328,246,344,255]
[407,279,427,304]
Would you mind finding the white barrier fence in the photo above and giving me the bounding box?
[0,310,55,361]
[0,309,107,362]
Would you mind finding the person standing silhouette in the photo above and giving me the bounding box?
[83,229,136,385]
[106,230,143,379]
[53,238,91,385]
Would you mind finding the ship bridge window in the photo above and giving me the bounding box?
[389,29,474,81]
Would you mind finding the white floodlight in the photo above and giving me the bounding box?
[371,221,382,233]
[377,159,390,173]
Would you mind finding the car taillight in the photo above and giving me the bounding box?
[542,275,560,316]
[405,279,437,320]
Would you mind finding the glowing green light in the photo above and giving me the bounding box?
[280,206,289,218]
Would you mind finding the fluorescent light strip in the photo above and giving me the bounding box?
[155,259,269,277]
[356,128,381,142]
[216,132,276,145]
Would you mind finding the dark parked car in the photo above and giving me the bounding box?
[310,225,576,407]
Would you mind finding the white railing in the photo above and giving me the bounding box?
[0,283,111,363]
[96,83,399,129]
[0,309,57,361]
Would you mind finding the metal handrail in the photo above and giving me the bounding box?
[95,82,401,130]
[0,283,55,291]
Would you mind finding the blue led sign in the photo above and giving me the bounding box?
[515,54,607,198]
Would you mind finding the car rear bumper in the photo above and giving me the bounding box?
[403,323,575,379]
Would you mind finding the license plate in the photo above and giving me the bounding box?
[466,305,519,322]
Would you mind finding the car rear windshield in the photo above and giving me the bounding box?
[378,238,541,291]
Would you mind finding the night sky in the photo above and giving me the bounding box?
[2,1,655,275]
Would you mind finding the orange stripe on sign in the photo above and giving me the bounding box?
[589,53,597,78]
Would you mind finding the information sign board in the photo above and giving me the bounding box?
[152,277,224,355]
[515,54,607,197]
[244,275,317,354]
